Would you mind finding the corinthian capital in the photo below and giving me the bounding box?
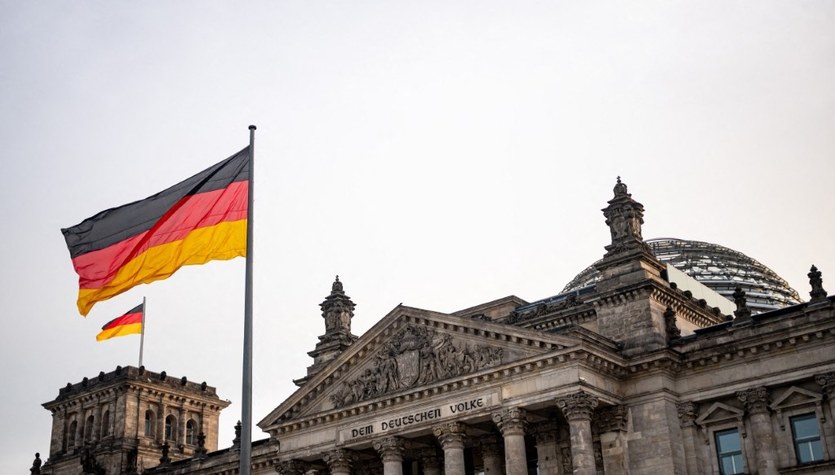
[373,436,405,463]
[737,387,769,415]
[492,407,528,436]
[433,422,467,449]
[556,391,598,421]
[323,449,354,472]
[676,401,698,428]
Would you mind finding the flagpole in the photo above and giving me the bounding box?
[139,296,146,367]
[240,125,256,475]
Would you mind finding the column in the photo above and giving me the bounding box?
[737,387,778,475]
[531,420,560,475]
[323,449,354,475]
[492,407,528,475]
[479,435,504,475]
[815,372,835,460]
[373,436,405,475]
[275,459,306,475]
[556,390,598,475]
[433,422,467,475]
[418,448,443,475]
[676,402,700,475]
[595,405,629,475]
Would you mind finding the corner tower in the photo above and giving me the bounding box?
[40,366,228,475]
[294,276,359,386]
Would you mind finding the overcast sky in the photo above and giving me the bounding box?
[1,1,834,473]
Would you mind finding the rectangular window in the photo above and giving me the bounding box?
[715,428,745,475]
[791,413,824,464]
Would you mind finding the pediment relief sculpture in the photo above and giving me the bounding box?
[329,325,504,408]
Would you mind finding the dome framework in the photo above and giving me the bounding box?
[563,237,802,314]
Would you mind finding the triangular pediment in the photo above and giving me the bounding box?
[696,402,744,425]
[258,305,582,431]
[770,386,822,411]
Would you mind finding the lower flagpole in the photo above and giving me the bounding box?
[240,125,256,475]
[139,296,146,367]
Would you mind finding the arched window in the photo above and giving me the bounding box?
[186,419,196,445]
[165,415,177,441]
[84,415,95,441]
[101,410,111,437]
[68,420,78,448]
[144,410,155,437]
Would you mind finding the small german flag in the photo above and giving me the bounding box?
[62,147,250,316]
[97,303,144,341]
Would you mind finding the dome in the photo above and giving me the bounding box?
[563,237,802,314]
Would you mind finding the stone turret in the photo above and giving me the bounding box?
[591,178,670,355]
[294,276,359,387]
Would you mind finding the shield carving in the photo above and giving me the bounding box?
[395,349,421,387]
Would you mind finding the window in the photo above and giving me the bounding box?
[791,413,824,464]
[145,410,155,437]
[165,415,177,441]
[102,410,110,437]
[715,428,745,475]
[84,415,95,441]
[186,420,196,445]
[68,420,78,448]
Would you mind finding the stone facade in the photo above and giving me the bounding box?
[38,180,835,474]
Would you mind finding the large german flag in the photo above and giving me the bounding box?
[62,147,250,316]
[97,303,144,341]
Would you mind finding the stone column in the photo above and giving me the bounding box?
[737,387,778,475]
[323,448,354,475]
[557,391,598,475]
[493,407,528,475]
[433,422,467,475]
[275,459,307,475]
[418,448,443,475]
[595,405,629,475]
[480,435,504,475]
[676,401,700,475]
[531,420,560,475]
[374,436,406,475]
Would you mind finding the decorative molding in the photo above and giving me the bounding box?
[530,420,559,444]
[322,449,354,472]
[274,459,307,475]
[676,401,698,428]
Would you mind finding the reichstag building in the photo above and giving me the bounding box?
[36,179,835,475]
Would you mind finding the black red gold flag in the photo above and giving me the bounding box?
[96,303,144,341]
[62,147,250,315]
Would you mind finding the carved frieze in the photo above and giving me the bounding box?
[329,325,503,408]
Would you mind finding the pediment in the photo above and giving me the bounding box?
[770,386,822,411]
[258,305,580,431]
[696,402,744,425]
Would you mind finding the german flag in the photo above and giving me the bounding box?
[97,303,144,341]
[62,147,250,316]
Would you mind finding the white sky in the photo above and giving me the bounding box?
[1,1,834,472]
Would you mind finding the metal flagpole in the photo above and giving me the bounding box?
[240,125,256,475]
[139,296,146,367]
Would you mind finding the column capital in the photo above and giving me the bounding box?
[530,420,559,445]
[594,405,628,433]
[275,459,307,475]
[815,372,835,396]
[676,401,698,428]
[492,407,528,436]
[736,387,770,415]
[556,391,598,422]
[433,421,467,449]
[373,436,406,463]
[323,448,355,472]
